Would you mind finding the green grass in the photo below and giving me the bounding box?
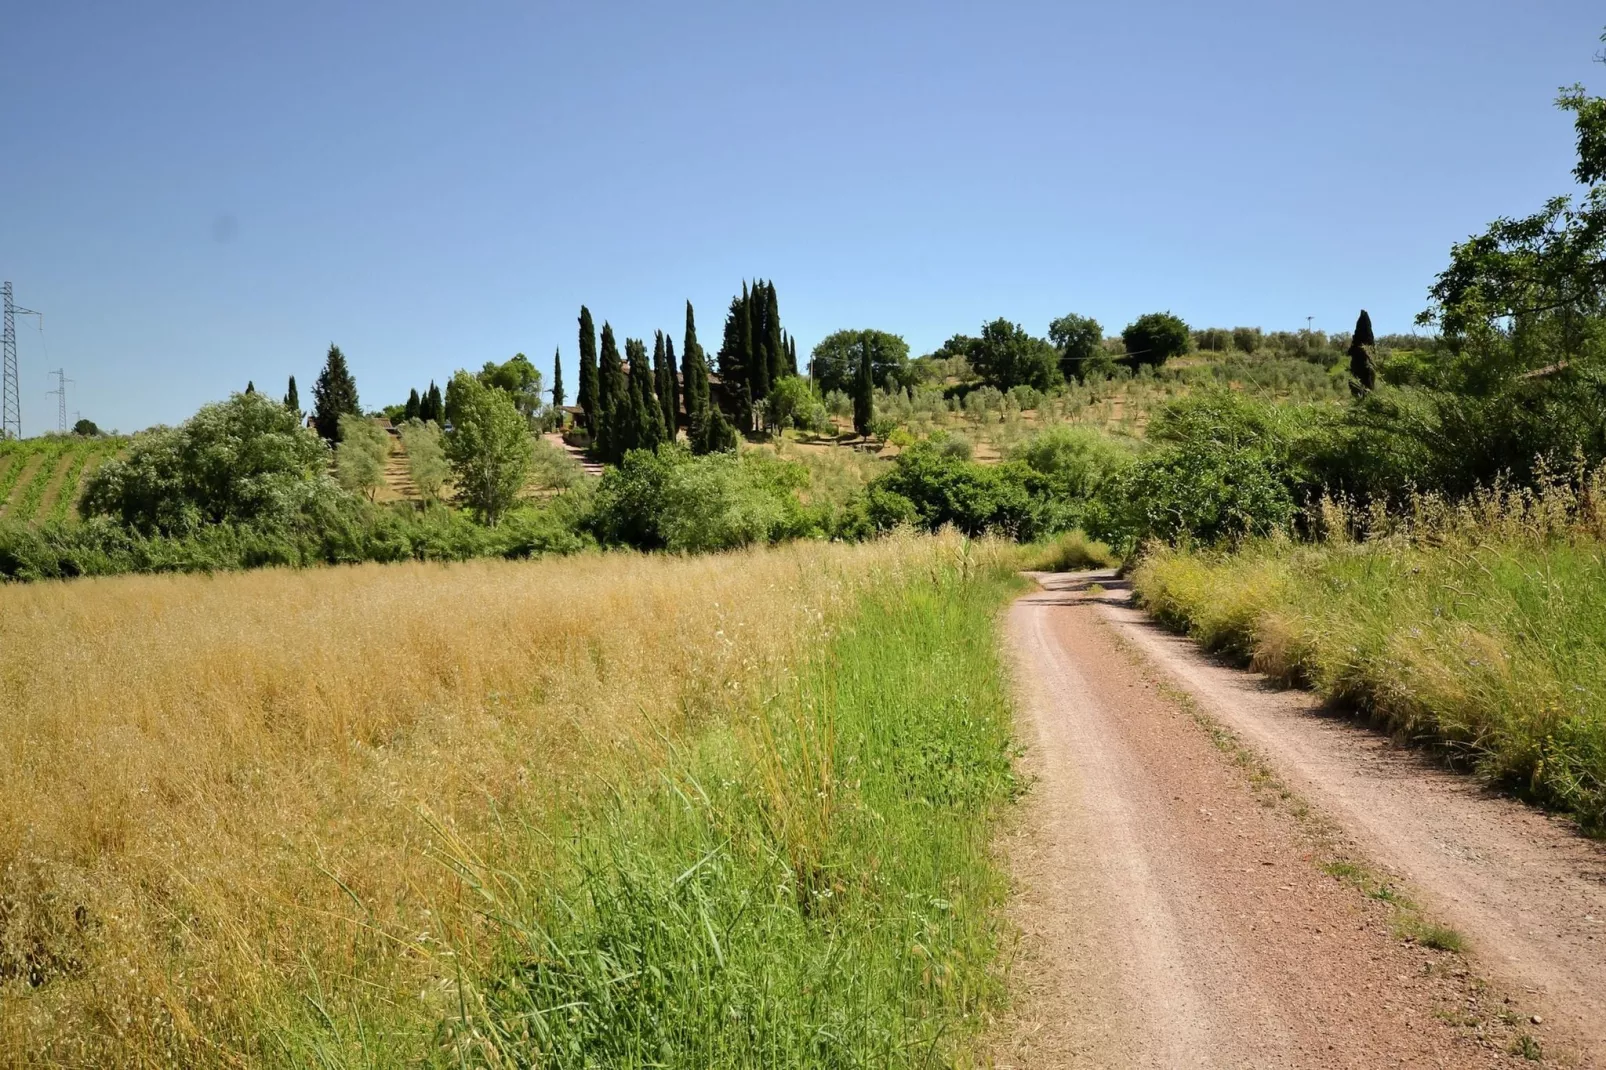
[277,550,1026,1067]
[10,441,68,522]
[1134,534,1606,831]
[0,437,121,524]
[1017,529,1119,572]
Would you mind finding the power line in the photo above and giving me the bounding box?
[2,281,41,440]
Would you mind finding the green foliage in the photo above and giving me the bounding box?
[310,344,360,444]
[808,329,913,394]
[81,391,335,536]
[1135,534,1606,830]
[403,388,421,423]
[1091,441,1295,551]
[1008,424,1136,500]
[966,318,1061,392]
[398,418,449,502]
[1048,313,1104,382]
[578,306,599,432]
[71,419,101,437]
[479,353,544,417]
[444,371,534,526]
[868,442,1063,540]
[654,331,677,437]
[284,375,300,416]
[334,414,389,500]
[765,376,822,433]
[587,446,817,552]
[551,346,566,410]
[449,564,1020,1067]
[1122,312,1191,368]
[853,336,875,436]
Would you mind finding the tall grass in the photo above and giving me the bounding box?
[437,543,1024,1067]
[1133,472,1606,828]
[0,534,1022,1065]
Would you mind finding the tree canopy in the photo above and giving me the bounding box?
[444,370,533,525]
[1122,313,1191,368]
[809,329,913,394]
[967,318,1061,391]
[1048,313,1106,381]
[310,344,360,443]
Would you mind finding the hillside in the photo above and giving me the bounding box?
[0,437,124,525]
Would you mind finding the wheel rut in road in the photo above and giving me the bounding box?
[994,570,1603,1069]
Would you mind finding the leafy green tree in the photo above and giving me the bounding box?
[72,418,102,436]
[1122,312,1191,368]
[444,370,534,525]
[854,335,875,437]
[311,343,360,444]
[82,391,333,535]
[398,418,449,503]
[766,375,818,432]
[969,318,1061,391]
[578,306,599,432]
[551,347,565,410]
[404,388,422,422]
[809,329,913,394]
[334,413,389,500]
[478,353,543,418]
[1232,327,1262,354]
[1048,313,1105,381]
[284,375,301,415]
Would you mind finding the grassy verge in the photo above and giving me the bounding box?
[1133,535,1606,830]
[1015,529,1119,572]
[425,547,1025,1067]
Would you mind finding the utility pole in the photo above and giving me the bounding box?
[47,368,72,433]
[3,282,41,440]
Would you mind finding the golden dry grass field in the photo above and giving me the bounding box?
[0,539,950,1065]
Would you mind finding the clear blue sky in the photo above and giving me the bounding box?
[2,1,1602,434]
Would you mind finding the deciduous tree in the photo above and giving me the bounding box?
[444,370,533,525]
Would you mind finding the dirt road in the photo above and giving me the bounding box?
[995,570,1606,1069]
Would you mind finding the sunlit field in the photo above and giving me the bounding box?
[0,537,1016,1065]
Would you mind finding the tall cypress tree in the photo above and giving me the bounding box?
[663,335,681,439]
[284,375,301,415]
[787,333,798,377]
[597,323,628,460]
[854,334,874,438]
[745,282,768,408]
[764,282,785,389]
[577,306,599,433]
[311,343,360,444]
[629,338,664,449]
[245,380,256,395]
[684,301,709,444]
[653,331,676,437]
[404,387,421,422]
[426,380,443,426]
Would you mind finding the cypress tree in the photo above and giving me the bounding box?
[597,323,628,461]
[551,347,566,410]
[578,306,599,433]
[426,380,443,426]
[654,331,677,437]
[854,334,874,438]
[311,343,360,444]
[284,375,301,415]
[663,335,681,439]
[684,301,709,445]
[787,334,798,377]
[628,337,664,449]
[1348,309,1377,395]
[745,282,768,411]
[764,281,785,389]
[245,380,256,395]
[404,387,421,422]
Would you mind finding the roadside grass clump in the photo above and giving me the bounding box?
[0,534,1020,1066]
[1016,529,1119,573]
[1132,473,1606,829]
[440,545,1025,1067]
